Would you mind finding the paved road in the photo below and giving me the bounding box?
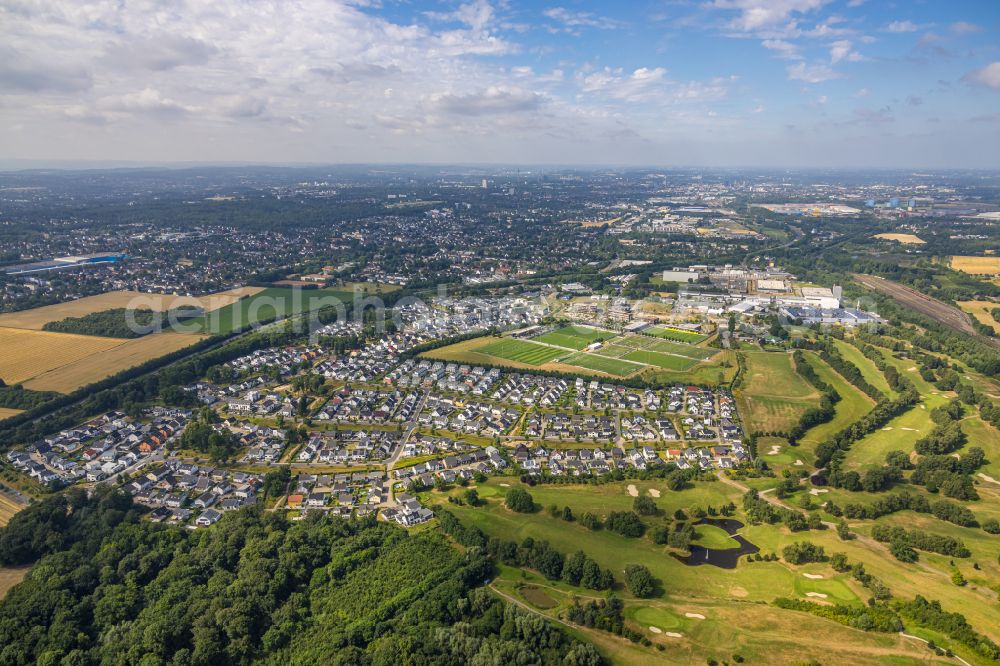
[386,387,431,507]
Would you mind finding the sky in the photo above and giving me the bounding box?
[1,0,999,169]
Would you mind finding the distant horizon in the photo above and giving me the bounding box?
[2,158,1000,175]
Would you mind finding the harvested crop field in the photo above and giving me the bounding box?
[22,332,207,393]
[0,287,264,330]
[0,408,23,421]
[0,327,124,385]
[872,233,925,245]
[951,256,1000,275]
[0,492,26,527]
[957,301,1000,334]
[0,566,29,600]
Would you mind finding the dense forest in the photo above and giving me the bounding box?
[0,489,604,666]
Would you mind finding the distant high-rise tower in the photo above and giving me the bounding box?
[481,179,488,189]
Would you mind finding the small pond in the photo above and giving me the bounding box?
[670,518,759,569]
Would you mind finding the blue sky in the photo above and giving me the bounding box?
[1,0,998,167]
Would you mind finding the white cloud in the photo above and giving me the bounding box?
[949,21,982,34]
[711,0,829,32]
[787,62,840,83]
[885,20,919,33]
[963,62,1000,90]
[543,7,623,32]
[762,39,801,59]
[429,86,546,116]
[829,40,863,63]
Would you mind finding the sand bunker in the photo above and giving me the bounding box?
[901,427,918,431]
[729,586,748,597]
[805,592,828,599]
[882,427,893,431]
[767,445,781,455]
[499,483,510,487]
[978,472,999,484]
[665,632,683,638]
[627,484,639,497]
[803,573,824,579]
[794,459,804,466]
[808,488,829,496]
[648,626,663,634]
[685,613,705,619]
[648,488,661,498]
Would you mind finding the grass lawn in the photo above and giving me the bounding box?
[833,339,894,397]
[620,335,716,359]
[622,349,700,371]
[693,523,741,549]
[959,416,1000,479]
[844,347,951,470]
[644,326,708,344]
[532,325,616,350]
[433,477,994,665]
[737,352,821,435]
[474,339,568,365]
[561,352,644,377]
[797,352,875,457]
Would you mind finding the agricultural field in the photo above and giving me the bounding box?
[643,326,708,343]
[427,477,999,665]
[531,325,615,350]
[957,300,1000,334]
[0,287,264,331]
[0,493,24,527]
[950,255,1000,275]
[474,339,568,366]
[872,233,925,245]
[0,566,30,600]
[0,408,23,421]
[188,287,357,335]
[22,331,207,394]
[0,327,124,386]
[736,351,820,434]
